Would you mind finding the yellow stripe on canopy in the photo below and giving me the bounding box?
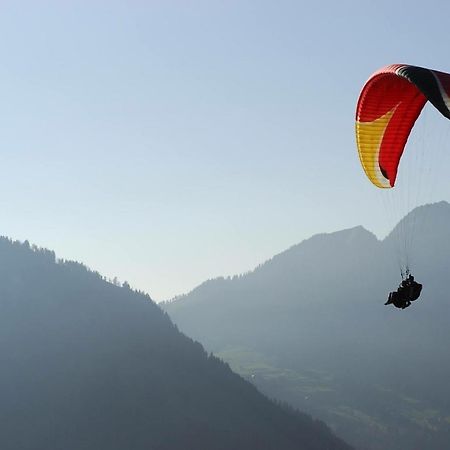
[356,108,395,188]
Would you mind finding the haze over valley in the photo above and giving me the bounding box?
[165,202,450,450]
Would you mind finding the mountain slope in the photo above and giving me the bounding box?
[0,237,351,450]
[164,201,450,450]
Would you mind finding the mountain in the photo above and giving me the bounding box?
[0,237,352,450]
[164,201,450,450]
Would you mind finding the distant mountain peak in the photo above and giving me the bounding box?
[404,200,449,218]
[319,225,377,240]
[385,200,450,241]
[264,224,378,264]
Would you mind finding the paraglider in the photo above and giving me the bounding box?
[355,64,450,308]
[384,272,423,309]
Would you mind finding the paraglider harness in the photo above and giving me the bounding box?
[385,268,423,309]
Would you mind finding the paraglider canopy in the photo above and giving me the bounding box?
[355,64,450,188]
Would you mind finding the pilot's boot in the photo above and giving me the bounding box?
[385,293,394,305]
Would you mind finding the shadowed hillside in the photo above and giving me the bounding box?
[0,237,352,450]
[164,201,450,450]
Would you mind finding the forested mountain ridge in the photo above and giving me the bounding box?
[164,201,450,450]
[0,236,351,450]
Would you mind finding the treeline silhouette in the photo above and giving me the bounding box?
[0,236,351,450]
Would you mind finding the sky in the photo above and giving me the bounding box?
[1,0,450,300]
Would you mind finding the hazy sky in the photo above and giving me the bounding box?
[1,0,450,300]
